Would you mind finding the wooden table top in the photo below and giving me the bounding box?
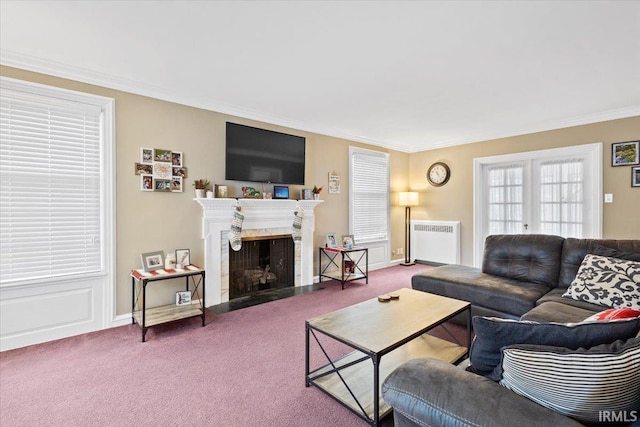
[306,288,469,354]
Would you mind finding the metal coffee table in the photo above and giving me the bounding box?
[305,288,471,426]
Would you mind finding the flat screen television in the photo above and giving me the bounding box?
[225,122,306,185]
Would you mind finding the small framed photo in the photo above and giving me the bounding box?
[141,251,165,272]
[326,233,338,248]
[215,185,228,198]
[172,151,183,166]
[300,189,312,200]
[140,174,153,191]
[172,167,187,177]
[633,166,640,187]
[176,249,191,267]
[135,163,153,175]
[171,176,183,192]
[342,235,354,249]
[154,148,172,162]
[140,147,153,164]
[154,179,171,192]
[176,291,191,306]
[612,140,639,166]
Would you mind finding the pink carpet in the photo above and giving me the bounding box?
[1,264,465,426]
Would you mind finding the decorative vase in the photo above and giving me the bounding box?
[195,189,205,198]
[313,194,319,200]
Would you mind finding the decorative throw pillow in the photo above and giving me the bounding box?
[498,337,640,424]
[584,307,640,322]
[467,316,640,378]
[562,254,640,309]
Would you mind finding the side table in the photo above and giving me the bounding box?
[318,246,368,289]
[131,265,206,342]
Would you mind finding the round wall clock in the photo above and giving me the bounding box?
[427,162,451,187]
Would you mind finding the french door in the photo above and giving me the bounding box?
[473,143,602,266]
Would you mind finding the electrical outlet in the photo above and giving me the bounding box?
[398,247,403,255]
[392,250,396,255]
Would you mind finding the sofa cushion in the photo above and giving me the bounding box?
[412,264,550,317]
[563,254,640,309]
[482,234,565,288]
[498,338,640,424]
[468,316,640,378]
[558,238,640,289]
[521,301,597,324]
[536,288,608,312]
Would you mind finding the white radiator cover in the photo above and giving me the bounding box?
[410,220,461,264]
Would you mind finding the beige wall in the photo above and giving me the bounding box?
[0,66,409,316]
[409,116,640,265]
[2,65,638,316]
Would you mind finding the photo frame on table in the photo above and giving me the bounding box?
[141,251,165,272]
[175,249,191,267]
[176,291,191,306]
[326,233,338,248]
[342,235,354,249]
[633,167,640,187]
[612,141,639,166]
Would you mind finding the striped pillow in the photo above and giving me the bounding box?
[499,337,640,424]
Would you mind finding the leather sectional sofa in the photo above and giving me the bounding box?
[382,234,640,427]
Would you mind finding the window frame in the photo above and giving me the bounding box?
[348,146,390,245]
[0,76,115,289]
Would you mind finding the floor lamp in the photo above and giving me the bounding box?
[399,191,419,266]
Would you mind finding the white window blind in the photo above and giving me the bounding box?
[0,85,104,285]
[487,163,524,235]
[539,159,584,237]
[350,148,389,243]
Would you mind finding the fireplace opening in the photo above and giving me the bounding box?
[229,235,294,300]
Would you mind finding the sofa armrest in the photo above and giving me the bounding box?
[382,358,584,427]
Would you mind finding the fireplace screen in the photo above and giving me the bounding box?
[228,236,294,300]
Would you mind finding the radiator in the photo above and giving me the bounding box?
[410,220,461,265]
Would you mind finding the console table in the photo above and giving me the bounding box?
[130,266,206,342]
[318,246,368,289]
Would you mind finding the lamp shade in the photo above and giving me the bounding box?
[399,191,419,207]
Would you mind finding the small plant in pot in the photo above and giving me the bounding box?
[312,185,323,200]
[193,179,211,198]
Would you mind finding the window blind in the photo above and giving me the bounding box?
[350,149,389,243]
[0,87,103,285]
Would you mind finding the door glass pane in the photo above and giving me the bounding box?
[539,160,583,238]
[487,164,524,234]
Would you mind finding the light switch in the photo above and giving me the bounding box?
[604,193,613,203]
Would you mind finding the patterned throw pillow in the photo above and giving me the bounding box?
[563,254,640,309]
[499,338,640,424]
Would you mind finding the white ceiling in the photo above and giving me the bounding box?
[1,1,639,153]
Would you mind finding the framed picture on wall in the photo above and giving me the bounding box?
[632,167,640,187]
[612,141,639,166]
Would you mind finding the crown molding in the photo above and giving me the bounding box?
[3,49,638,155]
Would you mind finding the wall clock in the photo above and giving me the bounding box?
[427,162,451,187]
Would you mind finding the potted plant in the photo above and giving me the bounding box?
[193,179,211,198]
[312,185,323,200]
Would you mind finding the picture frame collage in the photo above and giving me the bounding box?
[135,147,187,192]
[611,140,640,187]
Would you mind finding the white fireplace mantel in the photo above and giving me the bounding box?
[195,198,323,306]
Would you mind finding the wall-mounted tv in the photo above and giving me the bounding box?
[225,122,306,185]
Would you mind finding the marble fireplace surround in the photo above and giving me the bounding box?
[195,198,323,306]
